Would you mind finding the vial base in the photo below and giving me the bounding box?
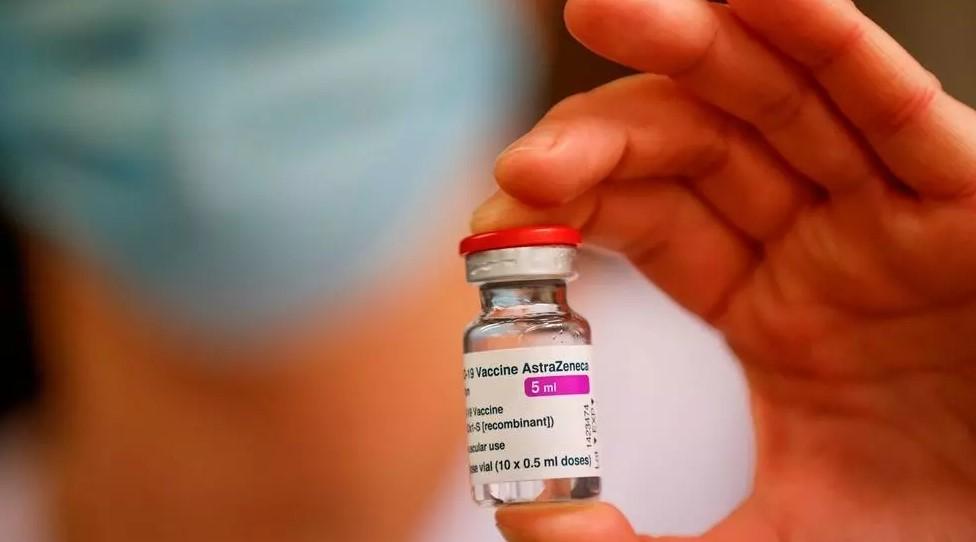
[473,476,601,506]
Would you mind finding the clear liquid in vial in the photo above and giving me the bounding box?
[464,280,601,506]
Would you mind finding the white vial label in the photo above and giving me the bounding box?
[464,345,600,485]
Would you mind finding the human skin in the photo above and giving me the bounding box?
[26,233,473,542]
[472,0,976,540]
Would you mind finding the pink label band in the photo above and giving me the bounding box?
[524,375,590,397]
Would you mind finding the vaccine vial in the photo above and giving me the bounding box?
[460,225,600,506]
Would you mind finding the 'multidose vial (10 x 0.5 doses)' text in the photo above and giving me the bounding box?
[459,225,600,506]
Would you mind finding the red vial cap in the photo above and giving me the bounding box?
[459,225,582,255]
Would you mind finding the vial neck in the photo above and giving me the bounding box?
[480,280,570,319]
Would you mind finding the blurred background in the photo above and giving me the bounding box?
[0,1,973,541]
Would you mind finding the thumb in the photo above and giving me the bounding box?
[495,502,643,542]
[496,500,775,542]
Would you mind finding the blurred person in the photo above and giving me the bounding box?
[0,1,543,541]
[474,0,976,541]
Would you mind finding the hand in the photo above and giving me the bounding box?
[472,0,976,540]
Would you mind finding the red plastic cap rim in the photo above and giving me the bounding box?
[459,225,582,255]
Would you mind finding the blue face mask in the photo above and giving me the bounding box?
[0,1,535,333]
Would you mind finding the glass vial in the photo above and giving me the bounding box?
[459,226,601,506]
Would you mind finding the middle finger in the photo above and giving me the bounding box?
[564,0,885,195]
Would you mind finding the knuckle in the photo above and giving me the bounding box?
[864,79,942,140]
[752,85,811,133]
[670,19,721,78]
[808,21,867,74]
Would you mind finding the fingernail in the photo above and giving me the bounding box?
[496,524,529,542]
[500,127,563,156]
[499,502,595,517]
[470,200,505,232]
[471,192,527,233]
[495,503,595,542]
